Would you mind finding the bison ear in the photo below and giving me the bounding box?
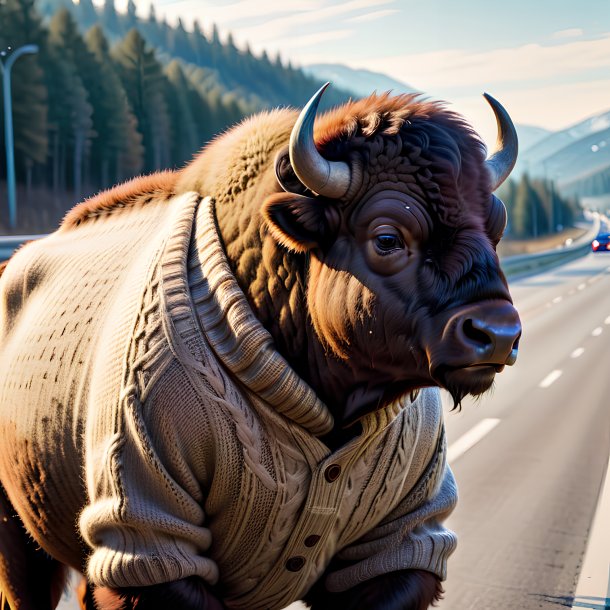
[263,192,330,253]
[275,147,311,196]
[487,194,508,246]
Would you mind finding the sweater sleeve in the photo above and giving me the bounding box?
[79,358,219,590]
[324,429,458,592]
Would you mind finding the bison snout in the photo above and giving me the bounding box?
[452,301,521,366]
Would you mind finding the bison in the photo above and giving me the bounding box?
[0,84,521,610]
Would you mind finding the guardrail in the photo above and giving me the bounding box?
[500,216,601,280]
[0,219,602,279]
[0,235,46,262]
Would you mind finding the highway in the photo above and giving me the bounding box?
[55,251,610,610]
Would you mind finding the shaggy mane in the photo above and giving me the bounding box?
[314,92,460,145]
[60,171,178,230]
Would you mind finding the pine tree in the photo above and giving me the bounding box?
[511,174,549,238]
[112,29,171,171]
[189,19,210,66]
[125,0,137,30]
[84,25,143,186]
[76,0,98,29]
[167,17,192,62]
[164,60,199,167]
[101,0,119,37]
[47,8,93,200]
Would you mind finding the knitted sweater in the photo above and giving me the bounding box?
[0,193,457,609]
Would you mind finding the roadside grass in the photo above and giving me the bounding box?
[498,227,588,258]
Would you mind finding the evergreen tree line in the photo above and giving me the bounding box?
[0,0,261,209]
[498,174,581,239]
[37,0,348,110]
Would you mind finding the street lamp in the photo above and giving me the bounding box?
[0,44,39,231]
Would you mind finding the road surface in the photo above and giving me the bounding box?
[58,251,610,610]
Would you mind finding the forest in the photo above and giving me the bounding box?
[0,0,581,238]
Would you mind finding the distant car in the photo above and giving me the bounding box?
[592,233,610,252]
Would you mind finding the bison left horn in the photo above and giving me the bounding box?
[289,82,351,198]
[484,93,518,191]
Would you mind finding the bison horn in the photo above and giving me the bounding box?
[484,93,518,191]
[289,82,351,198]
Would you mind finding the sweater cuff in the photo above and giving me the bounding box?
[324,465,458,591]
[81,505,219,589]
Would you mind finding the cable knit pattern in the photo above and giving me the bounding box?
[0,193,457,610]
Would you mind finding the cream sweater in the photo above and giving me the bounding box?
[0,193,457,609]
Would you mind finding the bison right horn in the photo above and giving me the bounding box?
[484,93,518,191]
[289,83,351,199]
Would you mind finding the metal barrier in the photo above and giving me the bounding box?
[500,217,601,280]
[0,235,46,262]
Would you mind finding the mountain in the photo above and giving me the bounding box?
[518,124,553,154]
[516,110,610,199]
[518,110,610,171]
[304,63,418,98]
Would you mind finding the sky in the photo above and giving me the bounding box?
[130,0,609,147]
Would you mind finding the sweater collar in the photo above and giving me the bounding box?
[184,196,334,436]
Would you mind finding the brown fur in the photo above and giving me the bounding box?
[60,171,178,230]
[304,568,443,610]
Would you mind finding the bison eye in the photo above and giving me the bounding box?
[375,233,403,254]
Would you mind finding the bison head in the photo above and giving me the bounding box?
[263,84,521,420]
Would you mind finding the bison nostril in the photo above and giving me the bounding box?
[512,333,521,351]
[462,318,493,348]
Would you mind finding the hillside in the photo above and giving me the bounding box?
[516,110,610,198]
[304,63,418,98]
[35,0,351,111]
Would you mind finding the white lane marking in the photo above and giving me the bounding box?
[578,283,586,291]
[592,327,603,337]
[605,315,610,325]
[539,369,563,388]
[552,296,563,304]
[570,456,610,610]
[447,418,500,464]
[571,347,585,359]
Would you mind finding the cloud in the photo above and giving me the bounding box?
[156,0,325,30]
[216,0,395,44]
[347,9,399,23]
[552,28,584,39]
[442,78,610,148]
[335,34,610,91]
[269,29,353,50]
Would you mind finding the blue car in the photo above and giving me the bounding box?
[592,232,610,252]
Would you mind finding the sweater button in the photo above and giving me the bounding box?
[286,556,306,572]
[304,535,321,547]
[324,464,341,482]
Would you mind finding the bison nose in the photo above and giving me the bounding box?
[456,302,521,366]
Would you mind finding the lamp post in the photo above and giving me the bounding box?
[0,44,39,230]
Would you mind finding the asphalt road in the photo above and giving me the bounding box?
[439,251,610,610]
[57,251,610,610]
